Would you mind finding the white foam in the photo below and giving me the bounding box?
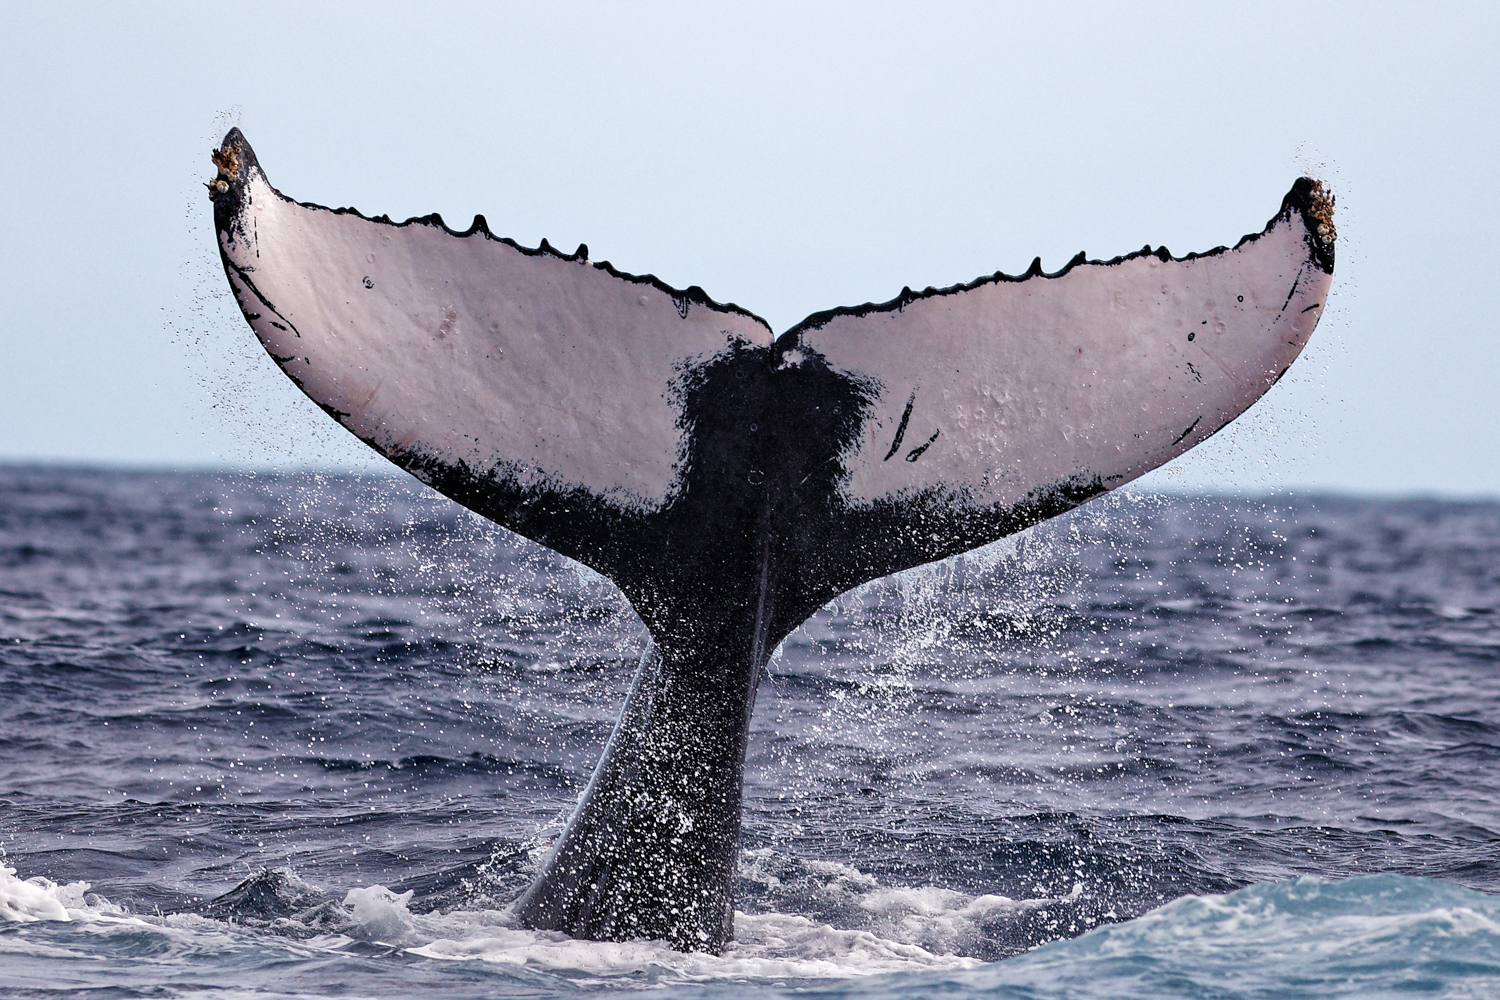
[0,862,95,923]
[406,909,979,982]
[857,882,1081,956]
[0,852,1058,986]
[380,853,1093,982]
[341,884,423,946]
[304,849,1021,982]
[329,876,980,982]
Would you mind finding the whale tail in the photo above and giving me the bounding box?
[209,129,1333,952]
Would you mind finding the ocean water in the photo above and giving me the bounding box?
[1,465,1497,998]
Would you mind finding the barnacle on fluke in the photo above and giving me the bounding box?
[209,128,1332,953]
[1307,179,1337,244]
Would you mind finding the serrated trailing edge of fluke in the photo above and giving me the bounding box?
[208,129,1334,340]
[207,128,771,332]
[783,175,1335,340]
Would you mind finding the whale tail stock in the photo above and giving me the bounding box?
[208,129,1333,953]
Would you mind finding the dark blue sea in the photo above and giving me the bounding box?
[2,465,1498,998]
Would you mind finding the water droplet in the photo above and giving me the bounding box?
[747,470,765,485]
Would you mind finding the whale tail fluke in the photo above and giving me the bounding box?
[209,128,1332,952]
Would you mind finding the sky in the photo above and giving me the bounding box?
[1,2,1496,495]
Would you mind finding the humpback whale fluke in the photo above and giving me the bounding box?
[207,129,1333,953]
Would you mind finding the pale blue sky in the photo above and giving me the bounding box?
[1,2,1496,494]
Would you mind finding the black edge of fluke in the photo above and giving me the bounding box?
[207,130,774,335]
[775,176,1336,348]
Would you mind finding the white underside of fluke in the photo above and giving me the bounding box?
[223,170,772,509]
[804,219,1329,509]
[217,147,1330,524]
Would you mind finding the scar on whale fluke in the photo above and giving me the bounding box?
[207,130,1334,953]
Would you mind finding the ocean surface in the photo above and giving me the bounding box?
[2,465,1498,998]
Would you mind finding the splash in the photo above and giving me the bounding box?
[0,863,94,923]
